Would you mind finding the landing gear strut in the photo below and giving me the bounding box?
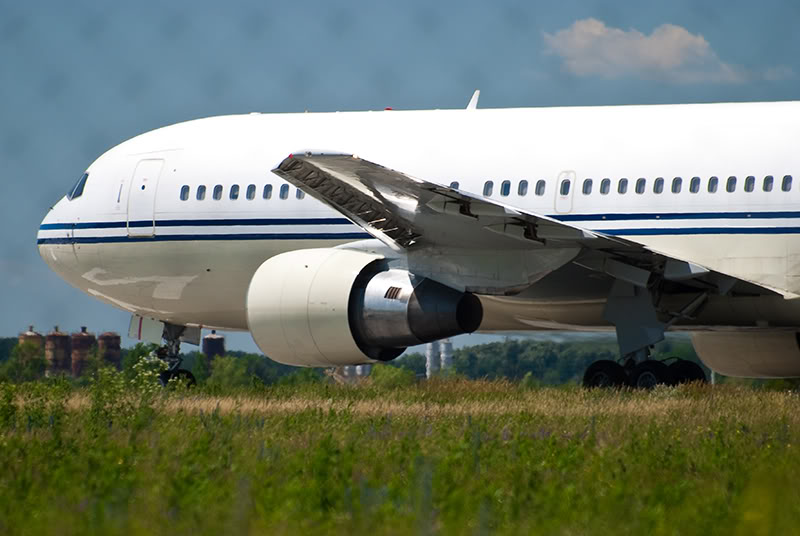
[155,323,196,387]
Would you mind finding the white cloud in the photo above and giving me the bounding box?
[544,19,750,84]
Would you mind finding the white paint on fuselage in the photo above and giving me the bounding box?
[38,102,800,332]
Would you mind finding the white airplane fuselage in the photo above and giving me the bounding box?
[38,102,800,340]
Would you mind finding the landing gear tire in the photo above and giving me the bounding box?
[583,360,629,388]
[630,361,674,389]
[159,369,197,388]
[669,359,707,384]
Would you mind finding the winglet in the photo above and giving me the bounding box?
[466,89,480,110]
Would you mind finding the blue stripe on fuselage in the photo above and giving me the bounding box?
[39,217,354,231]
[37,232,372,245]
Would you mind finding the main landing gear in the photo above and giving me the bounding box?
[583,357,706,388]
[155,323,197,387]
[582,276,709,389]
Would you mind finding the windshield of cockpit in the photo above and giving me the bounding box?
[66,172,89,200]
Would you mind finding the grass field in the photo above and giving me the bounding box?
[2,367,800,535]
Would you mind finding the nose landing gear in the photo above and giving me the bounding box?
[155,323,197,388]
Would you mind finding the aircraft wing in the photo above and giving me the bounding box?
[273,153,776,296]
[274,153,630,250]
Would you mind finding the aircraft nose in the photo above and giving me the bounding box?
[37,198,69,248]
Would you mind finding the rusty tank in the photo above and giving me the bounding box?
[45,326,71,374]
[71,327,96,377]
[18,325,44,352]
[97,332,122,369]
[202,330,226,359]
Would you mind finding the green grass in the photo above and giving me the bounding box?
[1,369,799,535]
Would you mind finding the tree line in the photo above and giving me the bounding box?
[1,334,796,389]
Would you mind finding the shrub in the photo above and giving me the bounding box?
[370,364,416,388]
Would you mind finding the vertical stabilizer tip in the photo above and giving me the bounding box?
[466,90,480,110]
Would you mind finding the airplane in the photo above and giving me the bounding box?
[37,92,800,388]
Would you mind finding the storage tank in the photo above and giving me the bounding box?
[426,341,440,379]
[71,327,96,377]
[45,326,71,374]
[97,332,122,369]
[202,330,226,358]
[18,325,44,352]
[440,339,454,370]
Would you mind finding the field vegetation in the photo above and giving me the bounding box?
[1,352,800,534]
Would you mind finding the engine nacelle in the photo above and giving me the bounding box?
[692,331,800,378]
[246,248,483,367]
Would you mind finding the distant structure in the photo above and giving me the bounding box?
[18,326,44,351]
[45,326,71,375]
[202,330,226,359]
[440,339,454,370]
[426,341,441,379]
[97,332,122,370]
[71,326,96,377]
[426,339,454,378]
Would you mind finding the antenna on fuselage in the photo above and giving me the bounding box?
[466,89,480,110]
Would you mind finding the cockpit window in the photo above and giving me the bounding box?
[67,173,89,200]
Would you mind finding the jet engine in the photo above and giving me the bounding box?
[246,248,483,367]
[692,331,800,378]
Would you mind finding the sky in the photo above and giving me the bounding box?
[1,0,798,351]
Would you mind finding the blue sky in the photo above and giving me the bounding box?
[2,0,798,350]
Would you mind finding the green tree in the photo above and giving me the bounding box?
[0,342,46,383]
[206,355,249,389]
[389,352,425,376]
[121,343,158,378]
[0,337,18,365]
[370,364,416,388]
[276,367,323,386]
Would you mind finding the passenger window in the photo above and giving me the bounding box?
[483,181,494,196]
[582,179,593,195]
[230,184,240,200]
[296,189,305,199]
[263,184,273,199]
[689,177,700,193]
[535,180,546,196]
[726,176,737,193]
[635,178,646,194]
[708,176,718,193]
[763,175,774,192]
[617,178,628,194]
[196,185,206,201]
[67,173,89,200]
[518,180,528,196]
[744,176,755,192]
[782,175,793,191]
[560,179,571,196]
[671,177,682,194]
[280,184,289,200]
[246,184,256,200]
[180,185,190,201]
[450,181,459,189]
[500,180,511,196]
[600,178,610,195]
[653,177,664,194]
[213,185,223,200]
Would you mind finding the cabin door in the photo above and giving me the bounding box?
[127,159,164,237]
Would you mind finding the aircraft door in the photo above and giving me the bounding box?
[554,170,576,214]
[127,159,164,237]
